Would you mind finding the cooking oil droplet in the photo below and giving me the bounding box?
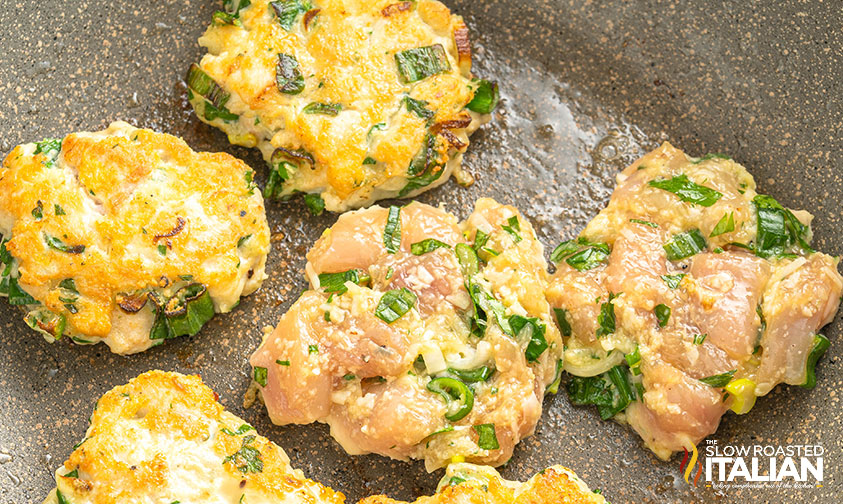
[6,470,21,486]
[0,452,12,464]
[42,453,52,469]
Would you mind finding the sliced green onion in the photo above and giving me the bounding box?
[303,193,325,216]
[472,230,489,253]
[663,229,707,261]
[629,218,658,228]
[553,307,572,337]
[467,283,512,336]
[698,369,736,388]
[648,174,723,207]
[149,284,215,340]
[270,0,310,31]
[8,278,36,305]
[237,235,252,248]
[466,79,500,114]
[567,365,636,420]
[223,0,251,16]
[383,205,401,254]
[395,44,450,83]
[375,288,416,323]
[44,234,85,254]
[473,423,500,450]
[596,293,618,339]
[501,216,521,243]
[34,138,62,168]
[455,243,479,277]
[25,308,66,340]
[550,237,610,272]
[654,304,670,328]
[427,376,474,421]
[276,359,290,366]
[545,359,564,395]
[693,333,707,345]
[801,334,830,389]
[222,434,263,474]
[753,194,812,259]
[222,424,255,436]
[410,238,451,255]
[509,315,548,362]
[54,204,66,216]
[625,346,641,375]
[399,135,443,197]
[362,156,378,165]
[308,344,319,354]
[31,200,43,220]
[403,96,435,121]
[317,269,371,294]
[448,365,494,383]
[186,63,231,109]
[302,102,341,116]
[660,273,686,289]
[254,367,268,387]
[710,212,735,237]
[691,153,731,164]
[276,53,305,95]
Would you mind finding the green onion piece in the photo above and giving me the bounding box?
[8,278,36,305]
[501,216,521,243]
[59,278,78,293]
[222,424,255,436]
[302,102,342,116]
[394,44,450,83]
[25,308,66,340]
[660,273,686,289]
[472,230,489,253]
[212,10,241,26]
[270,0,309,31]
[222,434,263,474]
[691,153,731,164]
[509,315,548,362]
[31,201,43,220]
[801,334,830,389]
[648,174,723,207]
[427,376,474,421]
[403,96,435,121]
[467,283,512,336]
[709,212,735,237]
[203,101,239,122]
[157,245,167,256]
[550,237,610,271]
[399,135,443,197]
[473,423,500,450]
[693,334,707,345]
[223,0,251,16]
[663,229,707,261]
[654,304,670,328]
[362,156,378,165]
[383,205,402,254]
[54,204,66,216]
[308,344,319,354]
[63,469,79,479]
[317,269,371,294]
[448,365,494,383]
[56,490,71,504]
[237,235,252,248]
[410,238,451,255]
[163,285,215,338]
[553,307,572,337]
[625,346,641,375]
[446,476,466,487]
[629,218,659,228]
[276,359,290,366]
[276,53,305,95]
[303,193,325,216]
[567,365,636,420]
[596,293,618,339]
[753,194,812,259]
[455,243,479,278]
[34,138,62,168]
[44,234,85,254]
[367,122,386,140]
[375,288,417,323]
[466,79,500,114]
[698,369,736,388]
[186,63,231,109]
[254,367,268,387]
[545,359,564,395]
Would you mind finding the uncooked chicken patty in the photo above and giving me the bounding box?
[188,0,498,212]
[547,143,842,459]
[42,371,605,504]
[250,199,563,470]
[0,122,270,354]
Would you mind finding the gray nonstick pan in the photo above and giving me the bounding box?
[1,1,840,502]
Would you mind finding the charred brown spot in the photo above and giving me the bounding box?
[303,9,321,30]
[439,130,467,150]
[239,479,247,488]
[154,217,186,243]
[158,276,170,289]
[454,27,471,59]
[37,318,59,334]
[381,1,412,17]
[271,146,315,170]
[431,115,472,133]
[117,291,149,313]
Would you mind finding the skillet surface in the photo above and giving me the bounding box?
[0,1,841,502]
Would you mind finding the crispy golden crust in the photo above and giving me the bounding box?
[45,372,604,504]
[0,121,271,354]
[192,0,490,211]
[49,371,346,504]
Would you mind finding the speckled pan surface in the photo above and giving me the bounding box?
[0,1,840,503]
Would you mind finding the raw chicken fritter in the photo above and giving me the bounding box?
[0,122,270,354]
[547,142,842,459]
[249,199,563,470]
[42,371,605,504]
[188,0,498,213]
